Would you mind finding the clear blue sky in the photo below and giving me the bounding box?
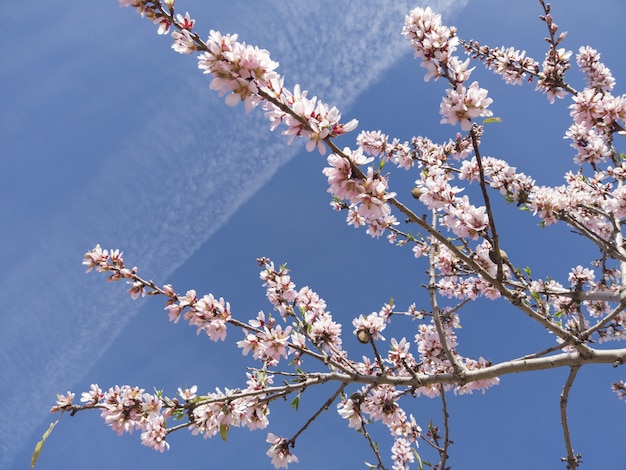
[2,1,626,469]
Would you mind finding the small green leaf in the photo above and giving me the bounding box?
[171,409,185,420]
[290,393,301,411]
[31,420,59,469]
[413,448,423,470]
[219,424,229,441]
[482,116,502,124]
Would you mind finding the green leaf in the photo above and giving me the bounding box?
[290,393,301,411]
[482,116,502,124]
[171,409,185,420]
[413,448,423,470]
[219,424,230,441]
[31,420,59,469]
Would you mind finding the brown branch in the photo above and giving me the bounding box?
[428,209,466,377]
[560,366,582,469]
[288,383,346,445]
[439,385,452,470]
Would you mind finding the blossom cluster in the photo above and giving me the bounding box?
[402,7,493,130]
[52,385,170,452]
[119,0,358,155]
[323,147,399,238]
[76,244,507,467]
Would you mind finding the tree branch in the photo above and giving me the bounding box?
[560,366,582,469]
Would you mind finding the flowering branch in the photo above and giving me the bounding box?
[39,1,626,469]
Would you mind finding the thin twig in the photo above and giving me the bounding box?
[428,209,466,377]
[470,127,504,280]
[439,385,452,470]
[560,366,582,469]
[359,420,387,470]
[288,383,346,444]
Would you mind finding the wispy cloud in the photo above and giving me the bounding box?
[0,0,467,466]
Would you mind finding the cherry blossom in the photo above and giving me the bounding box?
[439,82,493,131]
[266,433,299,468]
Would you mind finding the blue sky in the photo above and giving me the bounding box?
[2,1,626,469]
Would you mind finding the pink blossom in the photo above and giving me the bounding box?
[352,311,387,341]
[261,324,293,364]
[412,241,429,258]
[118,0,143,7]
[155,16,171,35]
[469,43,540,86]
[415,321,458,372]
[346,207,366,228]
[361,384,406,426]
[391,437,415,470]
[141,414,170,452]
[80,384,104,405]
[177,385,198,401]
[414,166,462,210]
[100,385,148,436]
[357,130,388,157]
[237,330,263,358]
[577,46,615,92]
[83,244,112,273]
[387,337,417,371]
[612,381,626,400]
[176,12,195,30]
[603,185,626,219]
[337,396,363,430]
[50,392,75,412]
[184,293,231,341]
[309,314,343,352]
[456,357,499,394]
[442,195,489,239]
[266,433,298,468]
[439,81,493,131]
[234,396,270,430]
[190,402,220,438]
[568,265,596,287]
[537,47,572,103]
[171,29,196,54]
[402,6,459,81]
